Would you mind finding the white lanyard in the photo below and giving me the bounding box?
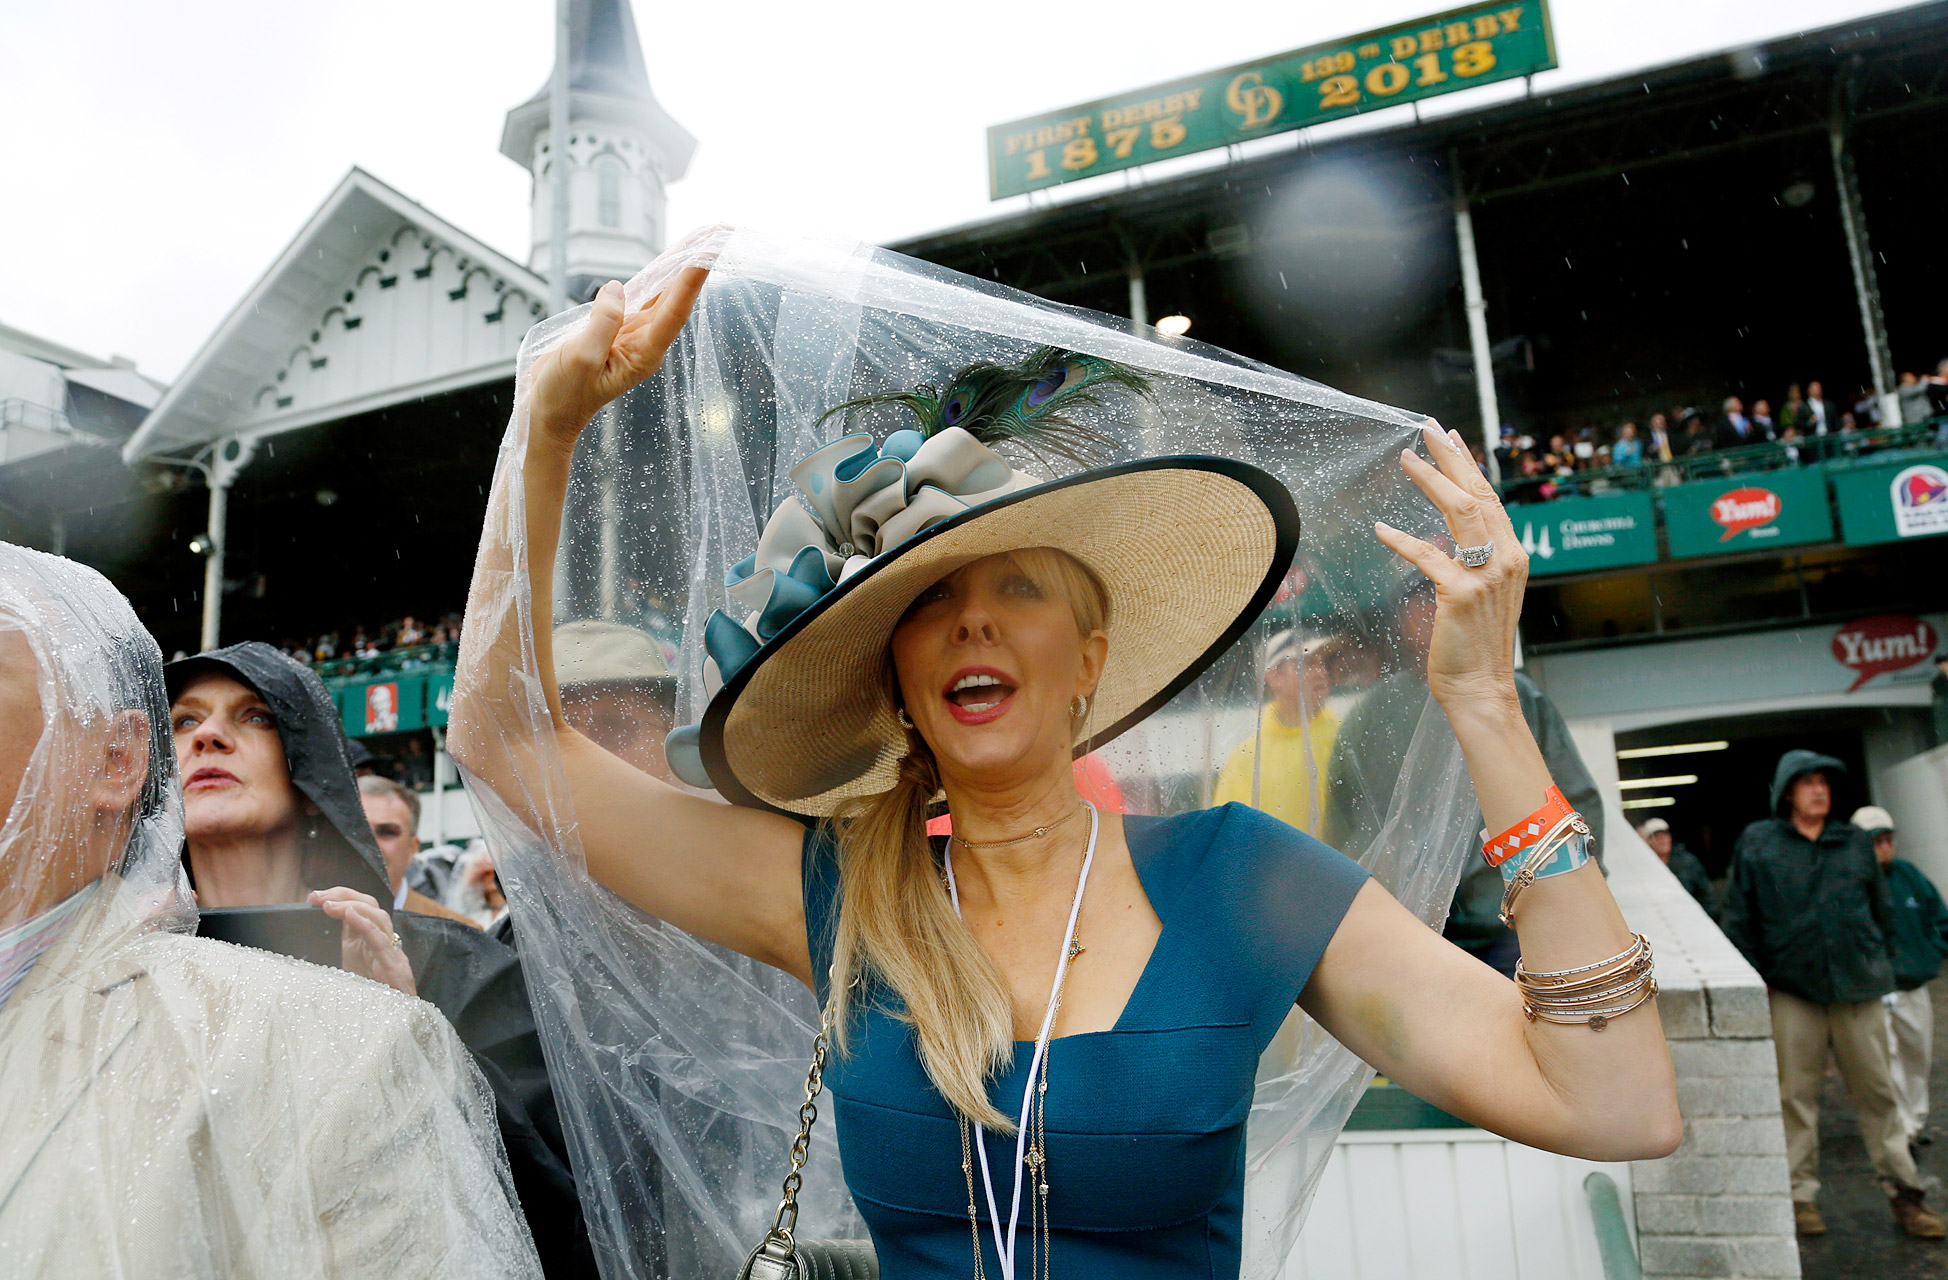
[944,802,1098,1280]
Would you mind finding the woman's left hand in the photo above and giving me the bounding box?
[1373,423,1529,711]
[311,886,417,998]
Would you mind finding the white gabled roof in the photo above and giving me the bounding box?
[124,168,550,462]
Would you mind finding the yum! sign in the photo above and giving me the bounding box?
[1832,615,1940,692]
[1711,487,1782,540]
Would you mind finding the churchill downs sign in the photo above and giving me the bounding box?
[987,1,1557,198]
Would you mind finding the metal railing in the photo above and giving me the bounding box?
[1499,416,1946,502]
[1583,1172,1642,1280]
[312,641,459,683]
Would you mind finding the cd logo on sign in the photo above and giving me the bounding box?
[1711,486,1782,541]
[1891,465,1948,538]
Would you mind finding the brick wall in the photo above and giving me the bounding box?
[1610,823,1800,1280]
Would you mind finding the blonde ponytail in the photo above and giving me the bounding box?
[826,741,1018,1130]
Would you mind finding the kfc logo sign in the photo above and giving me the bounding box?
[364,682,400,733]
[1832,615,1939,692]
[1711,486,1783,541]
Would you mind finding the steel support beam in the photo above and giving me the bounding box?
[1452,152,1502,484]
[1829,71,1900,428]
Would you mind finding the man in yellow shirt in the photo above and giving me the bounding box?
[1214,632,1341,833]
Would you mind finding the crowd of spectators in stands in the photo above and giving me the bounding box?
[279,611,465,665]
[1497,360,1948,502]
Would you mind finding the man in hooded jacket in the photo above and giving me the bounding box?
[1720,750,1944,1239]
[165,642,597,1278]
[0,544,541,1278]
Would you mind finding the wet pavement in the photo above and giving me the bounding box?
[1798,979,1948,1280]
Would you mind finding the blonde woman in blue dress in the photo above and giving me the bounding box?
[455,267,1681,1279]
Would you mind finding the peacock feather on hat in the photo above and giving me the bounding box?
[818,346,1152,472]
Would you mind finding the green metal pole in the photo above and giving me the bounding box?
[1583,1171,1643,1280]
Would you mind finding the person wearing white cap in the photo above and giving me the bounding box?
[553,620,679,785]
[1856,806,1948,1150]
[1636,817,1713,910]
[1212,631,1340,833]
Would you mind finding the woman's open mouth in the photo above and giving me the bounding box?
[943,669,1017,725]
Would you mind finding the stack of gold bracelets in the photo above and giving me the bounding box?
[1515,934,1657,1031]
[1481,785,1657,1032]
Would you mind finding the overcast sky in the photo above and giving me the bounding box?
[0,0,1914,381]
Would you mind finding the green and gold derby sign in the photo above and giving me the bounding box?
[987,2,1556,199]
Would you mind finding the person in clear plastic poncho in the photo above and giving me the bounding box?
[452,228,1681,1279]
[0,542,542,1279]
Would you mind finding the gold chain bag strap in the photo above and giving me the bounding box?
[736,1005,879,1280]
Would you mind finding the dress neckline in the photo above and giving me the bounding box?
[1005,811,1175,1046]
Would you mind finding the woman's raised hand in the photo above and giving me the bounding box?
[1373,423,1530,711]
[526,266,710,451]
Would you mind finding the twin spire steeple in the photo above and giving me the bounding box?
[499,0,696,303]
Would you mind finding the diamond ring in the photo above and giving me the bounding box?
[1454,542,1495,568]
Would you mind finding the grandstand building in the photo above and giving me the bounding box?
[892,2,1948,884]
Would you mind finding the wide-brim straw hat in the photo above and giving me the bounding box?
[693,455,1298,817]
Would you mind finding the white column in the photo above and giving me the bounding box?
[429,725,449,849]
[200,479,227,652]
[1452,157,1502,485]
[1127,262,1148,329]
[548,0,572,313]
[598,403,619,618]
[198,436,256,652]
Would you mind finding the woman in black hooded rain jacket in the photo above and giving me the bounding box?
[165,642,600,1279]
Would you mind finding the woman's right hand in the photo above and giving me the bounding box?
[526,267,710,451]
[310,886,417,998]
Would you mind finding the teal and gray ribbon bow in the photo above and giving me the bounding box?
[664,427,1036,788]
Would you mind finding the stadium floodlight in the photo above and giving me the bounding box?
[1620,796,1677,810]
[188,533,214,557]
[1618,774,1700,789]
[1155,315,1192,337]
[1616,741,1730,760]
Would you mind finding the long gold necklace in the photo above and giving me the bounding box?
[946,804,1097,1280]
[961,935,1083,1280]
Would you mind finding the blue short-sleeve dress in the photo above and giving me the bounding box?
[803,802,1370,1279]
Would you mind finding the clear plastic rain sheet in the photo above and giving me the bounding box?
[0,543,540,1278]
[458,226,1485,1278]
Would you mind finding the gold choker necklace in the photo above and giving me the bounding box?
[950,802,1087,852]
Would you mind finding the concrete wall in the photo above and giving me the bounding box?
[1569,716,1799,1278]
[1882,743,1948,899]
[1612,820,1800,1280]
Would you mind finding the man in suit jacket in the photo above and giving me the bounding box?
[1714,396,1767,450]
[0,543,541,1278]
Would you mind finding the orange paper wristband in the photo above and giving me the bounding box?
[1482,785,1574,868]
